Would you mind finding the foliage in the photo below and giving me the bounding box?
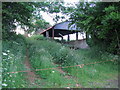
[2,1,119,88]
[70,2,120,54]
[44,2,66,23]
[32,19,50,34]
[2,2,35,31]
[26,35,118,88]
[41,2,75,23]
[2,35,28,88]
[2,2,51,38]
[70,48,118,88]
[2,34,118,88]
[26,36,77,87]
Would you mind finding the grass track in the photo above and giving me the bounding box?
[26,35,119,88]
[2,35,119,88]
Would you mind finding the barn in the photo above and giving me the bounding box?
[40,21,89,49]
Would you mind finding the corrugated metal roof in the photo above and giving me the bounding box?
[40,21,81,37]
[54,21,80,30]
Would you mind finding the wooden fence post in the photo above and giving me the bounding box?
[68,34,70,41]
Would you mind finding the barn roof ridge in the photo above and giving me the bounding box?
[40,26,53,34]
[40,21,72,34]
[40,21,81,37]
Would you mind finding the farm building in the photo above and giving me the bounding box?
[40,21,89,49]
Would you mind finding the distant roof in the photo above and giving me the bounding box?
[54,21,80,30]
[40,21,81,37]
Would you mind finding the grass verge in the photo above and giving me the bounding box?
[2,35,28,88]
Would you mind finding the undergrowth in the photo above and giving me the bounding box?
[27,35,77,87]
[2,35,119,88]
[2,34,28,88]
[27,35,119,88]
[2,34,119,88]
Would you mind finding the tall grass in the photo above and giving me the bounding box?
[66,47,119,87]
[0,40,2,89]
[2,35,28,88]
[27,35,118,88]
[27,35,83,72]
[27,35,77,87]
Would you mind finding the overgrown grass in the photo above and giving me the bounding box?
[0,40,2,89]
[71,48,119,88]
[27,35,77,88]
[27,35,119,88]
[2,34,118,88]
[2,35,28,88]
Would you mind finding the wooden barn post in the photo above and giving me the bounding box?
[61,36,63,41]
[76,32,78,40]
[46,31,49,38]
[68,34,70,41]
[52,29,54,39]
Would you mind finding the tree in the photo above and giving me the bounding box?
[2,2,35,31]
[42,1,76,23]
[2,2,51,39]
[70,2,120,54]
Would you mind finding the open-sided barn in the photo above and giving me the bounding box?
[40,21,89,49]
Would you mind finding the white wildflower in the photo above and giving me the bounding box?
[66,87,70,89]
[52,71,55,73]
[9,56,12,59]
[2,52,7,56]
[7,50,10,53]
[2,83,7,87]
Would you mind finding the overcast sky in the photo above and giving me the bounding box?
[41,0,79,26]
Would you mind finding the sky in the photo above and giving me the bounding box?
[41,0,80,26]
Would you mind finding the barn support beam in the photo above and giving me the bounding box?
[61,36,63,41]
[76,32,78,40]
[52,29,54,39]
[59,33,64,41]
[68,34,70,41]
[46,31,49,38]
